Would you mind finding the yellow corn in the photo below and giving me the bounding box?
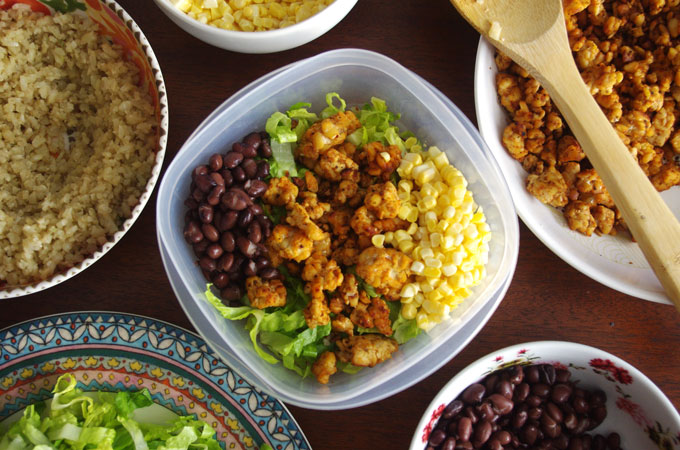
[371,234,385,248]
[395,144,490,332]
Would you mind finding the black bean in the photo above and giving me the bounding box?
[248,222,262,243]
[232,166,246,182]
[193,165,208,179]
[244,259,258,277]
[526,365,541,384]
[554,433,569,450]
[473,420,493,447]
[193,240,208,257]
[241,143,258,159]
[496,380,514,400]
[592,435,607,450]
[184,221,203,244]
[221,284,242,301]
[224,152,244,169]
[199,256,216,272]
[428,429,446,447]
[563,412,578,430]
[590,405,607,428]
[589,390,607,407]
[259,139,272,158]
[489,393,514,415]
[256,160,270,178]
[192,187,205,203]
[244,131,262,148]
[513,406,528,429]
[237,236,257,257]
[522,424,539,445]
[212,272,230,289]
[238,209,254,228]
[246,179,268,198]
[220,168,234,187]
[528,406,543,421]
[222,189,248,211]
[220,231,236,252]
[541,413,560,438]
[514,383,530,402]
[443,400,464,419]
[461,383,486,405]
[569,436,584,450]
[508,366,525,385]
[464,406,478,424]
[254,257,270,271]
[532,383,551,398]
[209,153,223,171]
[195,173,215,193]
[207,185,225,206]
[201,223,219,242]
[526,394,543,408]
[487,439,503,450]
[218,253,234,272]
[206,243,223,259]
[552,383,572,404]
[573,396,589,414]
[260,267,279,279]
[539,364,556,385]
[492,430,512,445]
[441,437,456,450]
[241,158,258,178]
[458,417,472,442]
[232,142,245,153]
[477,402,496,422]
[546,402,563,423]
[607,432,621,449]
[555,369,571,383]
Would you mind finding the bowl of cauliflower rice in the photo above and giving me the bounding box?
[0,0,168,298]
[156,48,519,409]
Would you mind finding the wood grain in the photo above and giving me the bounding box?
[0,2,678,449]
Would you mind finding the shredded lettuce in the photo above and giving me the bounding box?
[205,271,331,378]
[0,374,222,450]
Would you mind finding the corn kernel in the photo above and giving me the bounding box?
[404,137,419,149]
[442,263,457,277]
[400,283,417,298]
[430,232,442,248]
[424,257,442,268]
[407,222,418,235]
[420,247,434,260]
[403,152,422,164]
[371,234,385,248]
[427,146,442,158]
[399,240,415,254]
[410,261,425,275]
[401,303,417,320]
[394,230,410,243]
[414,293,425,305]
[433,151,449,169]
[423,267,441,278]
[406,208,419,223]
[398,179,412,193]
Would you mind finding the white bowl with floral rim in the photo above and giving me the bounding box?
[0,0,168,299]
[410,341,680,450]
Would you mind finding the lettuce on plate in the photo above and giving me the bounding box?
[0,374,222,450]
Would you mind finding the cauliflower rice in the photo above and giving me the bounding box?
[0,6,157,288]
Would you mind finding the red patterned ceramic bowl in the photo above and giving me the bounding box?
[0,0,168,298]
[410,341,680,450]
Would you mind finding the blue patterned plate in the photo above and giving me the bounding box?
[0,312,311,450]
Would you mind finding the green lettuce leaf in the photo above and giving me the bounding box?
[0,374,222,450]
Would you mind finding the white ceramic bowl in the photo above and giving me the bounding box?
[411,341,680,450]
[156,48,519,409]
[0,0,168,299]
[474,37,680,305]
[152,0,357,53]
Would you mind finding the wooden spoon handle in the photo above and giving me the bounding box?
[538,55,680,310]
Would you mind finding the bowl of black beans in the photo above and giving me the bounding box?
[410,341,680,450]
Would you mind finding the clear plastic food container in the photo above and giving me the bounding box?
[156,49,519,409]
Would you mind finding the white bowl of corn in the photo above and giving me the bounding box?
[153,0,358,53]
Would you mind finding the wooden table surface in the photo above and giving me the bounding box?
[2,1,679,449]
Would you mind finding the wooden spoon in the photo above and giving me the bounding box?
[450,0,680,310]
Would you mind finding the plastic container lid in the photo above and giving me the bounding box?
[156,48,519,409]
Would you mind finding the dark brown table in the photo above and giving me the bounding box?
[1,1,678,449]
